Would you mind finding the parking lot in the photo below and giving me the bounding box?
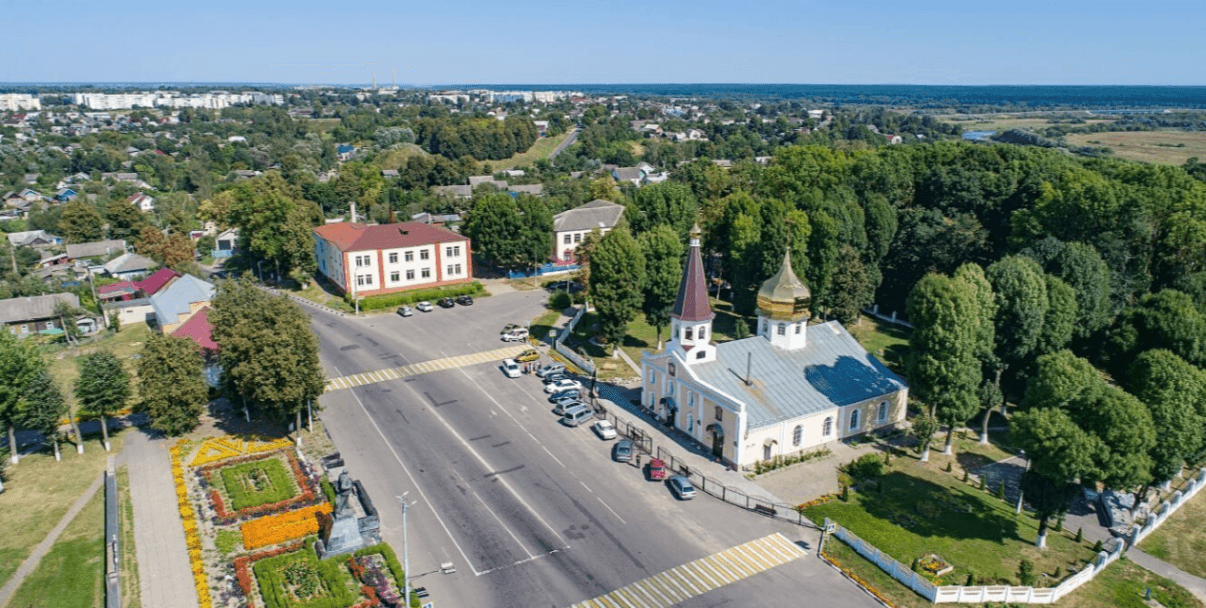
[310,289,881,608]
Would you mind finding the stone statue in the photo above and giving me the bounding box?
[334,470,354,518]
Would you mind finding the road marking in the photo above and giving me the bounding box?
[595,496,627,525]
[568,533,806,608]
[453,468,536,560]
[324,345,529,392]
[327,364,482,576]
[541,446,566,468]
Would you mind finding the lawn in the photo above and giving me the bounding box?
[45,324,152,417]
[804,456,1097,586]
[487,131,571,172]
[1138,482,1206,578]
[1067,130,1206,165]
[219,457,298,510]
[118,465,141,608]
[0,430,125,590]
[7,487,105,608]
[291,276,352,312]
[824,538,1201,608]
[846,314,911,374]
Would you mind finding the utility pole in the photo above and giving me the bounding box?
[397,493,411,608]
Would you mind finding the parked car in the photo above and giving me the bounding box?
[542,372,571,385]
[502,328,529,342]
[553,399,585,415]
[592,420,617,440]
[396,305,413,317]
[647,458,667,481]
[500,323,521,335]
[536,362,566,378]
[544,378,583,394]
[438,297,455,308]
[456,295,474,306]
[667,475,696,500]
[548,388,581,403]
[545,280,584,293]
[501,358,521,378]
[416,301,433,312]
[613,439,634,462]
[516,349,540,363]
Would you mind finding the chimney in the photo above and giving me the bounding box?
[349,201,356,223]
[744,352,753,386]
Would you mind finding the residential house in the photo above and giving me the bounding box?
[23,174,39,185]
[65,239,126,263]
[313,221,472,297]
[467,175,509,190]
[884,134,903,145]
[128,192,155,212]
[104,297,156,327]
[98,281,139,302]
[432,185,472,199]
[135,268,181,297]
[0,293,80,337]
[551,199,625,263]
[381,169,399,179]
[507,184,544,197]
[640,231,908,468]
[150,274,215,334]
[54,187,78,202]
[7,230,61,249]
[336,145,356,161]
[102,252,156,280]
[171,305,218,355]
[410,212,462,226]
[611,166,643,186]
[213,228,239,257]
[711,159,733,168]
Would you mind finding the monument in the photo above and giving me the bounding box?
[315,469,381,558]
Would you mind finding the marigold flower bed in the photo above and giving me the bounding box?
[171,442,212,608]
[242,503,333,550]
[199,450,319,524]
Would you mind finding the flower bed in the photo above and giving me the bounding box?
[220,457,298,510]
[242,503,333,551]
[796,493,837,511]
[171,442,212,608]
[234,540,309,597]
[200,450,319,524]
[191,436,294,467]
[254,547,354,608]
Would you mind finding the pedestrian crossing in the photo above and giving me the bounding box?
[568,533,806,608]
[324,345,532,392]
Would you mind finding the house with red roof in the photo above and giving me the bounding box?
[135,268,181,297]
[313,222,471,297]
[171,306,218,354]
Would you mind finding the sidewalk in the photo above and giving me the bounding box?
[125,427,198,608]
[1127,548,1206,604]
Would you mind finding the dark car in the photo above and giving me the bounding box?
[437,297,455,308]
[456,295,474,306]
[612,439,634,463]
[548,388,581,403]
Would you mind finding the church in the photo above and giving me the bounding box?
[640,227,909,469]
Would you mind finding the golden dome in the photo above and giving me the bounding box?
[756,248,810,322]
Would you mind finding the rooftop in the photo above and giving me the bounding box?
[553,199,625,233]
[150,274,214,326]
[0,293,80,324]
[313,221,466,253]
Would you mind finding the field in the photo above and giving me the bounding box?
[1138,484,1206,578]
[45,324,152,418]
[939,114,1116,132]
[375,143,427,170]
[487,131,571,171]
[1067,130,1206,165]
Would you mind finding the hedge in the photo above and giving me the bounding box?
[220,458,297,511]
[254,548,354,608]
[320,477,336,506]
[348,281,487,311]
[353,544,423,608]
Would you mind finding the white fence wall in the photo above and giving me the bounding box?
[554,306,596,374]
[828,520,937,601]
[1130,469,1206,546]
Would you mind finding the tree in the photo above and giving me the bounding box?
[1127,349,1206,498]
[136,226,194,269]
[987,256,1049,366]
[575,228,604,293]
[1037,275,1078,356]
[1011,406,1101,547]
[18,371,67,461]
[461,194,522,268]
[906,273,980,455]
[1023,239,1113,338]
[218,173,322,279]
[138,333,208,436]
[638,225,684,348]
[627,182,697,239]
[910,413,941,462]
[1107,290,1206,373]
[0,332,45,464]
[515,198,554,279]
[106,201,150,241]
[57,199,105,243]
[827,244,875,324]
[74,351,130,451]
[589,227,646,352]
[210,279,325,437]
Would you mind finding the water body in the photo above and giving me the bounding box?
[962,130,997,141]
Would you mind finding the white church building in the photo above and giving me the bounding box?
[640,227,909,469]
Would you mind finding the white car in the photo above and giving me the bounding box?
[544,378,583,394]
[416,301,433,312]
[592,420,617,440]
[502,328,529,342]
[501,358,521,378]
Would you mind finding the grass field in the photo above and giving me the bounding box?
[117,466,141,608]
[7,484,105,608]
[487,132,571,172]
[1138,482,1206,578]
[846,314,910,374]
[376,143,428,170]
[1067,130,1206,165]
[938,114,1116,132]
[0,430,125,590]
[45,324,152,420]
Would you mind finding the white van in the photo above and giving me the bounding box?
[560,406,594,427]
[501,358,521,378]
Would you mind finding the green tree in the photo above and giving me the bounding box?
[987,256,1049,366]
[1020,470,1082,549]
[74,351,130,451]
[18,371,68,461]
[637,225,684,348]
[137,333,208,436]
[906,273,980,456]
[1127,349,1206,497]
[461,194,523,268]
[627,182,698,240]
[827,244,875,325]
[1011,407,1102,547]
[1037,275,1078,356]
[589,227,646,352]
[1107,290,1206,373]
[219,173,321,279]
[1023,239,1112,338]
[58,199,105,243]
[516,198,554,279]
[0,332,45,464]
[136,226,193,269]
[909,413,941,462]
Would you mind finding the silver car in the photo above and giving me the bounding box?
[668,475,696,500]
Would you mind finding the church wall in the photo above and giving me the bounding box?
[839,388,909,439]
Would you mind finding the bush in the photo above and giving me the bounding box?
[349,281,487,311]
[220,458,297,510]
[1075,527,1083,543]
[1093,539,1103,553]
[549,291,572,310]
[1018,559,1036,586]
[321,477,336,506]
[995,482,1006,500]
[845,453,885,480]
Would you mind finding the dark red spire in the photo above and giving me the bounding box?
[671,227,713,322]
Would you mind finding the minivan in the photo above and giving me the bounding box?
[560,406,594,427]
[553,400,585,416]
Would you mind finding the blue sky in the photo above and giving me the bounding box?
[3,0,1201,85]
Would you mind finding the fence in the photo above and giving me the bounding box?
[554,306,595,374]
[862,305,914,329]
[104,468,121,608]
[1129,468,1206,546]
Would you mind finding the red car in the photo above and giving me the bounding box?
[647,459,667,481]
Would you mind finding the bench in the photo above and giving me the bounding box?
[753,504,778,517]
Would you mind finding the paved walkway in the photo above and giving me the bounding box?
[1127,548,1206,604]
[125,428,198,608]
[0,471,105,607]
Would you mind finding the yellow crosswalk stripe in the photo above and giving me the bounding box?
[323,344,551,392]
[637,576,677,606]
[593,595,623,608]
[624,583,663,608]
[611,588,649,608]
[697,556,735,584]
[680,563,718,591]
[667,569,705,595]
[650,573,689,602]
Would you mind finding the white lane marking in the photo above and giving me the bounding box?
[542,445,566,468]
[329,364,482,577]
[451,468,536,560]
[596,496,627,525]
[579,480,594,494]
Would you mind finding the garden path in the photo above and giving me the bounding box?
[1127,548,1206,604]
[126,427,199,608]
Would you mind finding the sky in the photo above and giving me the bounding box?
[2,0,1202,85]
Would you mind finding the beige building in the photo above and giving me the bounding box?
[641,230,909,469]
[551,200,625,263]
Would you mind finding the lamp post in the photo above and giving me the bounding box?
[397,493,412,607]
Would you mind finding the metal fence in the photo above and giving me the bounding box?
[104,470,121,608]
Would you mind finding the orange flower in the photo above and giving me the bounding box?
[241,504,333,550]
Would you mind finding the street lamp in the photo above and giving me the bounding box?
[397,493,415,607]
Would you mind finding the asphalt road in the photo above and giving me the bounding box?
[311,289,881,608]
[548,128,581,161]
